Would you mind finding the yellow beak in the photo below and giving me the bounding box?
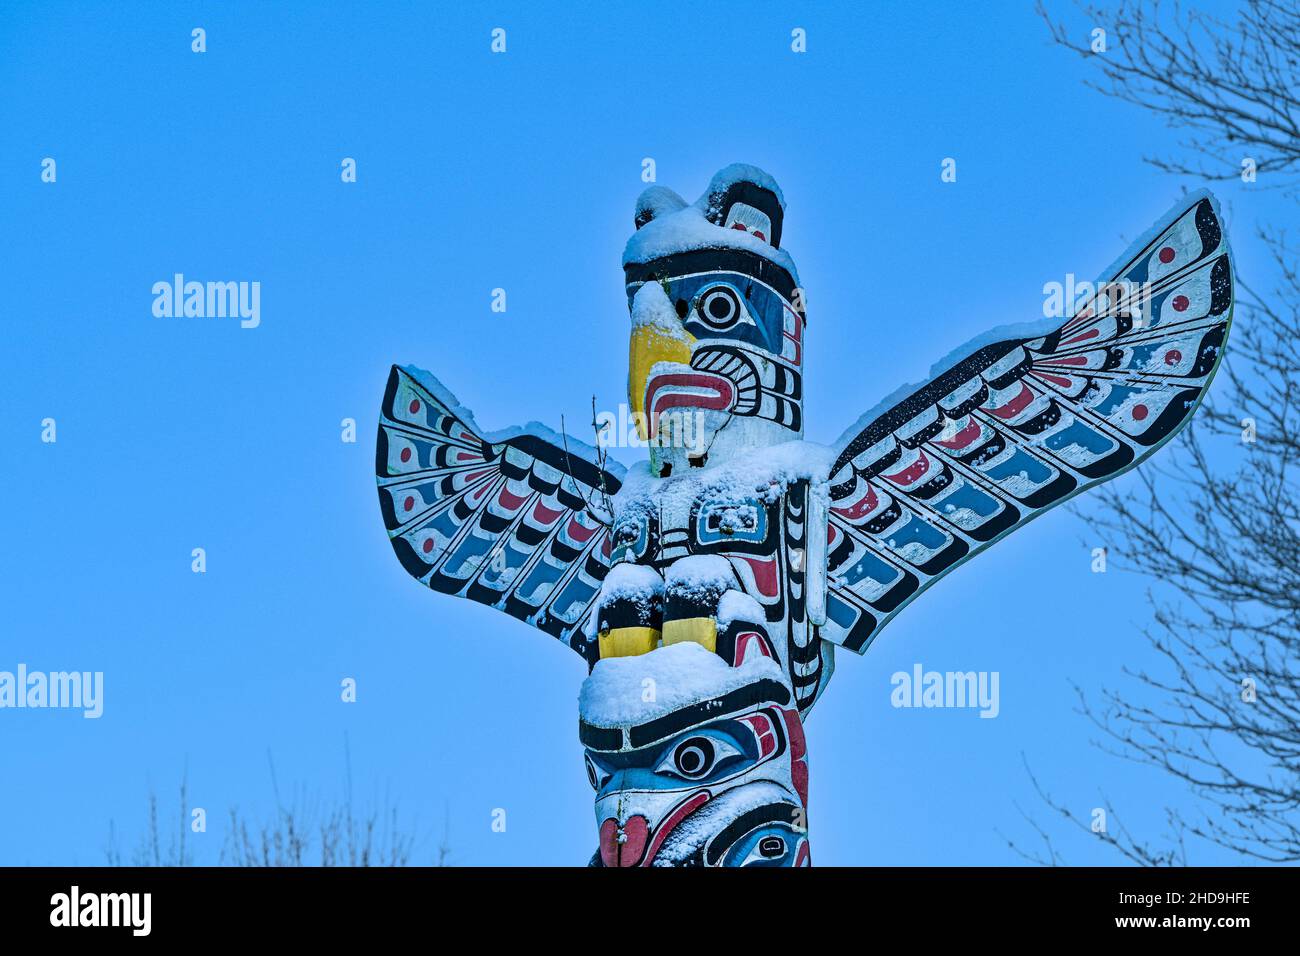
[629,321,696,441]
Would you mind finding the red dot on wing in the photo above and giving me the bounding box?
[422,539,434,554]
[1165,349,1182,365]
[409,399,421,414]
[1158,246,1176,264]
[404,495,415,511]
[1172,295,1189,312]
[400,447,412,463]
[1133,404,1149,421]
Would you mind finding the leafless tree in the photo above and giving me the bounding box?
[105,774,196,867]
[1040,0,1300,190]
[107,750,449,867]
[1013,0,1300,864]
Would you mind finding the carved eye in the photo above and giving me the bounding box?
[696,286,741,330]
[585,754,610,791]
[655,735,742,781]
[673,738,715,778]
[734,833,793,866]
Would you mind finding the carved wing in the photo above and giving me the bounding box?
[821,194,1233,653]
[376,365,624,658]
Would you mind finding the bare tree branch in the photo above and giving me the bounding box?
[1038,0,1300,191]
[1012,0,1300,865]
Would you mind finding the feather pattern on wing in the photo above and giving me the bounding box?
[822,194,1233,653]
[376,365,624,658]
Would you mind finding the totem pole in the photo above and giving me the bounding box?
[376,164,1233,865]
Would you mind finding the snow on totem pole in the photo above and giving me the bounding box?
[376,164,1234,866]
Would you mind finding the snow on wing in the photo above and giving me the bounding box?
[822,195,1233,653]
[376,365,622,656]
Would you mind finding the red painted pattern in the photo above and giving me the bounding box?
[988,383,1035,420]
[1035,372,1076,388]
[640,791,711,866]
[830,484,878,521]
[783,303,804,365]
[792,761,809,810]
[532,499,565,524]
[782,710,809,809]
[646,371,735,432]
[782,708,807,761]
[937,418,981,450]
[496,486,530,510]
[739,713,777,759]
[566,515,599,543]
[737,556,780,598]
[599,814,650,868]
[734,631,774,665]
[883,450,930,487]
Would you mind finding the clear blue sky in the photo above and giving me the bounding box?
[0,0,1276,865]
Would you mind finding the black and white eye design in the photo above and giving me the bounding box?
[696,286,743,330]
[654,735,743,781]
[671,737,716,779]
[585,754,610,791]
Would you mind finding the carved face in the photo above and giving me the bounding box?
[579,643,810,867]
[622,166,806,475]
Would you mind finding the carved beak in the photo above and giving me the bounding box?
[628,320,696,442]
